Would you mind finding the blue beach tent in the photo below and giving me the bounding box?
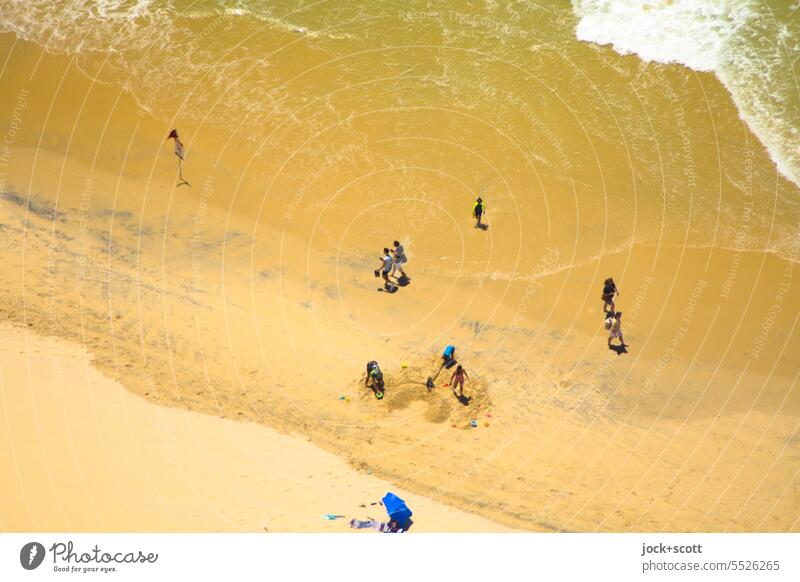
[382,492,412,525]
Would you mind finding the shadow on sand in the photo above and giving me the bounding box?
[455,394,472,406]
[608,343,628,356]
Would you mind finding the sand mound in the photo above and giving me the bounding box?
[350,362,492,429]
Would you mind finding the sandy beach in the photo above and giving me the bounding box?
[1,2,798,533]
[0,322,509,532]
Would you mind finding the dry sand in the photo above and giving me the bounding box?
[0,322,509,532]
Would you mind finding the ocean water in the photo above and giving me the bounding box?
[573,0,800,191]
[1,0,798,265]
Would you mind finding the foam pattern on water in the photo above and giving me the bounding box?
[572,0,800,190]
[0,0,173,54]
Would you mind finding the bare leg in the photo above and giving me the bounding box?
[177,158,191,187]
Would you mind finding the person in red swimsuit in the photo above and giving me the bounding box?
[449,364,469,398]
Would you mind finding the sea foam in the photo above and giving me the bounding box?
[572,0,800,190]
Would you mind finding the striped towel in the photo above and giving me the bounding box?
[349,519,406,533]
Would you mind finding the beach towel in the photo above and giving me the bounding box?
[349,519,406,533]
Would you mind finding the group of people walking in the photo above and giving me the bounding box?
[373,197,487,292]
[375,241,409,291]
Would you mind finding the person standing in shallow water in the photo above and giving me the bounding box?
[473,197,486,227]
[167,129,190,187]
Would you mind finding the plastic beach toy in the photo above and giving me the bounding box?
[470,419,478,428]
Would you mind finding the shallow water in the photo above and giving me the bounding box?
[2,1,797,271]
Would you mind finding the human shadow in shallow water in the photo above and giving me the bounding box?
[608,343,628,356]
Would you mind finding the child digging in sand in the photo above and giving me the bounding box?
[449,365,469,398]
[426,345,457,390]
[365,360,385,398]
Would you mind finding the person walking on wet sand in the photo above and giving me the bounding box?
[602,277,619,313]
[449,364,469,398]
[608,311,627,348]
[167,129,190,187]
[391,240,409,280]
[375,248,393,290]
[473,197,486,227]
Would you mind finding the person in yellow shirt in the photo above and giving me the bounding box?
[473,197,486,228]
